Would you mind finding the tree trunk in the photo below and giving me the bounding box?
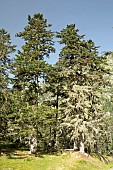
[73,140,78,150]
[29,135,37,154]
[94,141,98,153]
[53,91,59,149]
[87,143,91,154]
[80,141,85,153]
[79,132,85,153]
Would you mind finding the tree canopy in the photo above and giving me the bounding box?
[0,13,113,155]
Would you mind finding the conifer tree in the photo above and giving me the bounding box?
[100,52,113,154]
[0,28,16,142]
[45,64,67,149]
[12,13,55,152]
[57,24,108,153]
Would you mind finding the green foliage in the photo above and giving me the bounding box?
[56,24,109,152]
[0,29,16,142]
[0,13,113,155]
[13,13,55,88]
[9,13,56,151]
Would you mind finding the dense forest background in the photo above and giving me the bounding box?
[0,13,113,155]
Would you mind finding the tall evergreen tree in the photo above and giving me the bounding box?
[100,52,113,154]
[44,64,67,149]
[12,13,55,152]
[13,13,55,93]
[57,24,108,153]
[0,28,16,142]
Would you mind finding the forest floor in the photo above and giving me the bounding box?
[0,149,113,170]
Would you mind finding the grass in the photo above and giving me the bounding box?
[0,150,113,170]
[66,159,113,170]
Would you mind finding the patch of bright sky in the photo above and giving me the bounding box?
[0,0,113,64]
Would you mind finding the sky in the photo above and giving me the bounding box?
[0,0,113,64]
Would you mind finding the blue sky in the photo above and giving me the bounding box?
[0,0,113,64]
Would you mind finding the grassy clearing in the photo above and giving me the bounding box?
[65,158,113,170]
[0,150,113,170]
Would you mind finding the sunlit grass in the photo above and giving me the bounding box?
[0,150,113,170]
[66,159,113,170]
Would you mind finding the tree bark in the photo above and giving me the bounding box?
[29,135,37,154]
[73,140,78,150]
[79,132,85,153]
[53,90,59,149]
[94,141,98,153]
[80,140,85,153]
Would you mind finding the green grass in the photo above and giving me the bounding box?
[0,150,65,170]
[0,150,113,170]
[66,159,113,170]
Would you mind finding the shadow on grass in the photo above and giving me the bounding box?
[8,155,27,159]
[7,152,45,160]
[0,148,15,157]
[0,143,29,158]
[0,143,61,160]
[90,153,110,164]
